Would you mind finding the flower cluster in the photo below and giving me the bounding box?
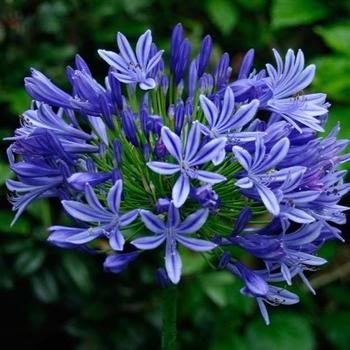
[6,24,349,324]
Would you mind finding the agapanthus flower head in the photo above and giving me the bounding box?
[6,23,350,324]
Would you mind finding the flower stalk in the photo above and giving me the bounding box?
[161,285,177,350]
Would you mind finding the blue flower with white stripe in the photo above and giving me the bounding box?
[131,201,216,284]
[48,180,138,251]
[147,122,227,207]
[98,30,164,90]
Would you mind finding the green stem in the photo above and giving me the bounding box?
[161,285,177,350]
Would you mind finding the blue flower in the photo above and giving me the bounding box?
[104,251,139,273]
[48,180,138,250]
[131,202,216,283]
[231,221,327,286]
[199,87,260,164]
[232,136,305,216]
[222,259,299,325]
[98,30,164,90]
[7,158,69,225]
[147,122,226,207]
[265,49,329,132]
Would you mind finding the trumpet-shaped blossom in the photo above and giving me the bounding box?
[98,30,164,90]
[147,122,226,207]
[131,202,215,283]
[48,181,138,250]
[232,136,305,216]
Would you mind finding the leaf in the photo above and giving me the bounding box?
[180,248,207,275]
[14,248,46,276]
[0,162,13,185]
[245,312,315,350]
[312,55,350,103]
[271,0,329,29]
[237,0,266,10]
[199,271,235,307]
[0,88,31,114]
[62,252,93,294]
[31,270,59,303]
[0,212,31,235]
[206,0,238,35]
[315,23,350,54]
[321,311,350,350]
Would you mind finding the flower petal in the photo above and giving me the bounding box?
[84,183,108,213]
[140,209,166,233]
[165,239,182,284]
[224,99,259,131]
[184,121,201,161]
[258,137,290,172]
[176,208,209,234]
[117,32,137,64]
[139,78,156,90]
[217,87,235,128]
[190,137,226,166]
[283,207,315,223]
[48,226,102,245]
[131,234,166,249]
[199,94,218,127]
[172,174,190,208]
[120,209,139,226]
[255,183,280,216]
[161,126,183,161]
[146,50,164,71]
[147,161,180,175]
[103,252,139,273]
[232,146,252,171]
[136,30,152,67]
[167,201,181,227]
[176,235,217,251]
[62,200,113,223]
[235,177,254,189]
[109,228,125,251]
[107,180,123,214]
[196,170,227,184]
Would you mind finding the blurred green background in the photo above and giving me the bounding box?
[1,0,350,349]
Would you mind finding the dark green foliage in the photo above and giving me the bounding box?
[1,0,350,349]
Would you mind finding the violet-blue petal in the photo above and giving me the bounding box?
[255,183,280,216]
[172,173,190,208]
[147,161,180,175]
[48,225,102,245]
[167,201,181,227]
[232,146,252,171]
[131,234,166,250]
[165,239,182,284]
[62,200,113,223]
[107,180,123,214]
[196,170,226,184]
[161,126,183,161]
[176,208,209,234]
[136,30,152,67]
[84,183,109,214]
[199,94,218,127]
[190,137,226,166]
[120,209,139,226]
[184,122,201,161]
[176,235,217,251]
[283,207,315,223]
[109,227,125,251]
[139,209,166,233]
[103,251,139,273]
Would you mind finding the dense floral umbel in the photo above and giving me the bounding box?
[6,23,350,324]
